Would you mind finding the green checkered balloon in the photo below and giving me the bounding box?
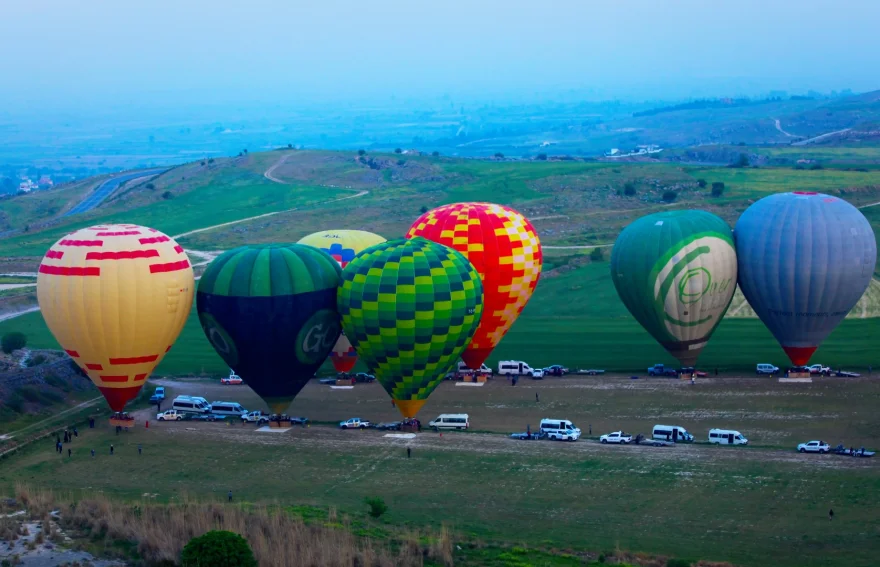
[337,237,483,418]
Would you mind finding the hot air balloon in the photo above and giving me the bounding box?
[610,210,738,366]
[197,244,342,414]
[37,224,193,418]
[406,203,541,370]
[735,192,876,366]
[337,237,483,419]
[297,230,386,373]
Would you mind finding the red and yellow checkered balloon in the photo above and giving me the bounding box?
[407,203,542,369]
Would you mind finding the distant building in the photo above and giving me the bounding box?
[18,178,37,193]
[38,175,53,187]
[402,149,421,155]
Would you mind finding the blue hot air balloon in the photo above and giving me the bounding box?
[735,191,877,365]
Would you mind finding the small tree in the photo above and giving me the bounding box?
[536,153,547,161]
[394,148,402,154]
[358,149,366,156]
[397,159,406,166]
[419,206,429,214]
[161,191,174,200]
[208,158,215,164]
[662,190,677,203]
[623,182,636,196]
[287,143,293,148]
[145,183,155,190]
[181,531,256,567]
[494,152,504,158]
[1,332,27,354]
[733,153,749,168]
[589,247,605,262]
[810,162,823,170]
[364,497,387,518]
[431,151,440,157]
[711,182,725,197]
[243,149,248,155]
[696,179,707,188]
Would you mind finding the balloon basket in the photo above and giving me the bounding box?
[787,372,811,379]
[269,420,292,429]
[336,378,354,386]
[109,417,135,429]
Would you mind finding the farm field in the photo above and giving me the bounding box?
[2,375,878,567]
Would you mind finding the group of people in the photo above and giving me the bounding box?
[54,426,78,456]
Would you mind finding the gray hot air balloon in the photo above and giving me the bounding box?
[734,191,876,366]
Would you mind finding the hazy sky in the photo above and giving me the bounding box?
[2,0,879,111]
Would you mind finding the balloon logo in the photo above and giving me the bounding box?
[298,230,387,373]
[337,237,483,418]
[37,224,193,412]
[406,202,541,369]
[611,210,738,366]
[197,244,342,413]
[735,192,876,365]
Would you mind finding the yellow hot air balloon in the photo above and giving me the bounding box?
[37,224,194,418]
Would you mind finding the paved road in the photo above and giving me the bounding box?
[63,168,166,217]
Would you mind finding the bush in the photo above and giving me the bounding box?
[145,183,155,190]
[536,153,547,161]
[420,206,429,214]
[666,559,692,567]
[589,247,605,262]
[494,152,504,158]
[357,149,366,156]
[623,182,636,196]
[200,161,206,166]
[208,158,215,164]
[1,332,26,354]
[732,153,749,168]
[431,151,439,157]
[711,181,725,197]
[180,530,256,567]
[40,390,64,404]
[18,386,41,403]
[661,190,677,203]
[397,159,406,166]
[364,497,387,518]
[161,191,173,200]
[6,393,24,413]
[810,162,823,170]
[25,354,46,367]
[696,178,707,188]
[44,373,69,391]
[394,148,402,154]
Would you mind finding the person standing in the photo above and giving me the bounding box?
[228,490,233,503]
[91,449,95,458]
[110,444,114,456]
[535,392,539,403]
[589,424,592,436]
[138,444,142,456]
[829,508,834,521]
[407,447,411,459]
[73,427,78,438]
[68,448,71,458]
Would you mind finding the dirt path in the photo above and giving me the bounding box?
[773,118,795,137]
[263,153,293,184]
[0,306,40,323]
[858,201,880,209]
[792,128,852,146]
[0,283,35,291]
[0,397,103,445]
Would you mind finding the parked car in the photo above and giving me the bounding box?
[652,424,694,443]
[543,365,569,377]
[339,418,371,429]
[647,364,678,377]
[679,367,708,377]
[149,386,166,404]
[600,431,633,444]
[756,363,780,375]
[375,421,403,431]
[157,409,184,421]
[510,431,545,440]
[797,440,830,453]
[289,416,309,426]
[241,411,270,425]
[531,368,545,379]
[807,364,831,376]
[220,371,243,385]
[429,414,469,430]
[457,361,493,376]
[708,428,748,445]
[540,418,581,441]
[498,360,537,377]
[187,413,226,422]
[318,377,337,385]
[354,373,376,383]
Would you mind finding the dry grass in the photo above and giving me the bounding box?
[12,484,453,567]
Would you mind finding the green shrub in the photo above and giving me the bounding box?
[18,386,41,403]
[6,393,24,413]
[40,390,64,404]
[161,191,174,200]
[623,182,636,196]
[536,153,547,161]
[431,151,439,157]
[397,159,406,166]
[1,332,26,354]
[711,181,725,197]
[696,178,707,188]
[666,559,692,567]
[180,530,256,567]
[357,149,366,156]
[810,162,823,170]
[394,148,402,154]
[420,206,429,214]
[494,152,504,158]
[364,496,387,518]
[589,247,605,262]
[661,190,677,202]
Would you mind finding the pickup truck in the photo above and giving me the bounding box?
[600,431,633,444]
[647,364,678,377]
[808,364,831,376]
[156,409,184,421]
[339,418,371,429]
[241,411,270,425]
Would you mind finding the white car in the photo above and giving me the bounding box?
[756,363,780,375]
[807,364,831,376]
[531,368,545,378]
[797,440,830,453]
[600,431,633,444]
[339,418,371,429]
[157,409,184,421]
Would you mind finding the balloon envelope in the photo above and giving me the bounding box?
[37,224,194,411]
[297,230,386,373]
[735,192,876,365]
[337,237,483,418]
[611,210,737,366]
[406,202,541,369]
[197,243,342,413]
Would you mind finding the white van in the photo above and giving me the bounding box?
[540,418,581,441]
[457,361,493,375]
[709,429,748,445]
[171,395,211,414]
[209,401,247,417]
[652,424,694,443]
[756,363,779,375]
[428,414,469,430]
[498,360,535,377]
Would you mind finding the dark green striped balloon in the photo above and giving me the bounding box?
[197,244,342,413]
[337,237,483,419]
